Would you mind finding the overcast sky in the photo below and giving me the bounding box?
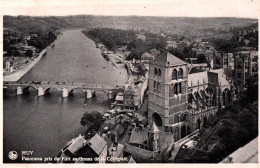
[0,0,259,18]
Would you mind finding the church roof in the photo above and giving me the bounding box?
[149,122,159,133]
[150,52,187,67]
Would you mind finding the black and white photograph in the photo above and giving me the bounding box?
[1,0,259,166]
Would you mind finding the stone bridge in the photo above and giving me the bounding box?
[3,81,124,99]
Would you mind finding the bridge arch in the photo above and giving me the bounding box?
[26,85,38,91]
[92,90,110,100]
[72,88,88,96]
[43,86,62,94]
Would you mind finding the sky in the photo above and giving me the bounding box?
[0,0,259,18]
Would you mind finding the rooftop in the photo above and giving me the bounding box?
[150,52,187,67]
[148,122,159,133]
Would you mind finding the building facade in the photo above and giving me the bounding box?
[233,51,258,91]
[148,52,233,142]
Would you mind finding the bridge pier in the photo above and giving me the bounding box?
[17,86,23,95]
[61,88,69,98]
[86,90,93,99]
[38,87,44,96]
[108,91,114,100]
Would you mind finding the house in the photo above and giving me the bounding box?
[112,92,124,108]
[150,49,160,58]
[124,122,175,162]
[103,135,114,157]
[58,133,107,163]
[166,41,177,49]
[141,52,155,61]
[137,34,146,41]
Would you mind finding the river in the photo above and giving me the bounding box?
[3,30,128,163]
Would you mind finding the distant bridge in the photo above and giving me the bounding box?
[3,81,124,99]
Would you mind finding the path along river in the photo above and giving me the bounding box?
[3,30,128,163]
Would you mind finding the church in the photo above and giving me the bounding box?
[124,52,234,162]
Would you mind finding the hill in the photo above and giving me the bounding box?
[4,15,257,33]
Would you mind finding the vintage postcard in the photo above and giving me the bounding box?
[0,0,259,167]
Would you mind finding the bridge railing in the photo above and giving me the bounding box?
[3,81,124,90]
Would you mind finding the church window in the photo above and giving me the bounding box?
[179,83,182,94]
[157,83,161,92]
[154,68,158,75]
[154,81,157,90]
[188,93,193,103]
[178,68,183,78]
[174,84,178,94]
[172,69,177,80]
[152,113,163,127]
[158,69,161,76]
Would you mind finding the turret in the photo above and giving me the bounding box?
[148,122,159,151]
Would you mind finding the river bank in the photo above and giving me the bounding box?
[3,29,128,163]
[3,37,58,82]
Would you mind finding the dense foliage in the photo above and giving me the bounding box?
[83,28,167,60]
[83,28,136,50]
[4,27,57,56]
[213,23,258,52]
[168,46,194,61]
[80,111,104,132]
[27,29,57,50]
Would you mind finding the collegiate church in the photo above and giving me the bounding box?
[148,52,234,138]
[124,52,234,162]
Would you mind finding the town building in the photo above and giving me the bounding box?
[124,122,175,162]
[233,51,258,91]
[141,52,155,61]
[58,133,107,163]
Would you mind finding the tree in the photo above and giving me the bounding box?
[197,54,207,63]
[25,49,33,58]
[80,111,103,132]
[168,48,185,61]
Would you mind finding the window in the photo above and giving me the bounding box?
[158,69,161,76]
[172,69,177,80]
[154,81,157,90]
[154,68,157,75]
[157,83,161,92]
[178,68,183,78]
[238,73,242,79]
[174,84,178,94]
[178,83,182,94]
[188,93,193,103]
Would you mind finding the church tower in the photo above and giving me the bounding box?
[148,122,159,151]
[148,52,188,132]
